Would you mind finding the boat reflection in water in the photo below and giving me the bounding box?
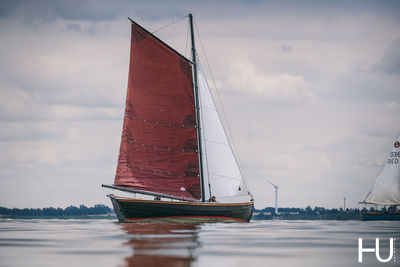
[120,222,200,267]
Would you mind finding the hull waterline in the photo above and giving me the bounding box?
[108,195,254,223]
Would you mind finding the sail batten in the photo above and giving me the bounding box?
[114,22,201,201]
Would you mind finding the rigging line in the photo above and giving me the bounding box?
[185,18,189,58]
[194,30,251,194]
[205,139,229,146]
[201,106,216,110]
[151,14,189,34]
[193,21,241,162]
[193,20,250,191]
[198,72,212,199]
[209,172,243,181]
[197,62,251,194]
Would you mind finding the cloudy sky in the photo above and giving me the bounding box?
[0,0,399,209]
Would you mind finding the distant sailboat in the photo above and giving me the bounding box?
[359,133,400,220]
[102,14,254,223]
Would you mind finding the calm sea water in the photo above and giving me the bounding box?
[0,219,399,267]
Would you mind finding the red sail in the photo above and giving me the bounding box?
[114,22,201,200]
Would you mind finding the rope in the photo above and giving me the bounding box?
[185,19,190,58]
[198,67,212,199]
[194,20,252,194]
[151,14,189,34]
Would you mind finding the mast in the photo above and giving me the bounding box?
[189,13,206,202]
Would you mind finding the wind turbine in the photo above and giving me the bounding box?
[267,180,279,215]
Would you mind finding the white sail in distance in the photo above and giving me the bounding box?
[362,133,400,206]
[197,64,251,202]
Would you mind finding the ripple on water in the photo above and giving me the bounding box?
[0,219,399,267]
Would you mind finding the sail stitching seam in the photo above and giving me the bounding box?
[209,172,243,180]
[204,139,229,146]
[121,138,198,153]
[118,162,198,177]
[124,115,196,128]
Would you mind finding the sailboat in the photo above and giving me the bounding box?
[359,133,400,220]
[102,14,254,223]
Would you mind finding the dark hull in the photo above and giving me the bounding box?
[361,212,400,221]
[108,195,254,223]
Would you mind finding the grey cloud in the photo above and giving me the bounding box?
[2,0,399,24]
[65,23,82,32]
[0,0,122,22]
[0,0,191,23]
[0,0,22,17]
[0,122,57,141]
[376,36,400,75]
[281,45,293,52]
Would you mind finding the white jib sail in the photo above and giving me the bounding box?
[197,64,251,202]
[363,133,400,206]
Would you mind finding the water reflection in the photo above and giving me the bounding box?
[121,222,200,267]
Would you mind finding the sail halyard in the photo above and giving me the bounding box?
[113,19,202,201]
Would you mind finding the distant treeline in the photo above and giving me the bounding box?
[0,204,378,220]
[0,204,113,217]
[252,206,372,220]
